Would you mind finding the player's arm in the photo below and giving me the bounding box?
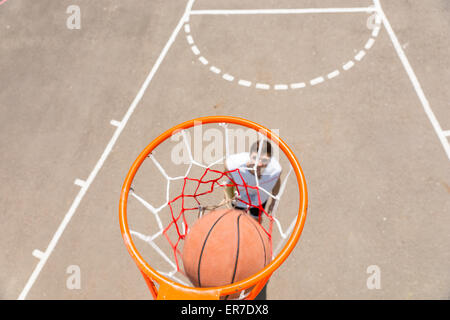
[267,174,281,214]
[223,163,235,205]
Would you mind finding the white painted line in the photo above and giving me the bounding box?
[198,56,208,65]
[74,179,86,187]
[238,79,252,87]
[443,130,450,137]
[209,66,221,74]
[375,13,382,25]
[255,83,270,90]
[354,50,366,61]
[274,84,289,90]
[222,73,234,81]
[190,7,377,15]
[110,119,121,127]
[290,82,306,89]
[343,60,355,71]
[327,70,340,79]
[310,76,325,86]
[17,0,196,301]
[372,25,381,37]
[184,24,190,33]
[373,0,450,160]
[186,35,194,45]
[365,38,376,50]
[191,45,200,55]
[32,250,44,260]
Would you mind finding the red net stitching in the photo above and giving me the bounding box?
[162,168,274,272]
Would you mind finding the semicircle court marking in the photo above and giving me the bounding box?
[184,13,382,91]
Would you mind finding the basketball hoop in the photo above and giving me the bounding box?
[119,116,308,299]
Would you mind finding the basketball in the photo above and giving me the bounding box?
[182,208,271,288]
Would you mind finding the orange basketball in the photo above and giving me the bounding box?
[182,208,271,288]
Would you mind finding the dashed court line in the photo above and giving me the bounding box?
[327,70,340,79]
[274,84,289,91]
[184,11,382,91]
[310,76,325,86]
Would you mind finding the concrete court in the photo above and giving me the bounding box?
[0,0,449,299]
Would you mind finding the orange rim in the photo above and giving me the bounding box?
[119,116,308,298]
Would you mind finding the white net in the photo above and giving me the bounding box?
[127,122,300,289]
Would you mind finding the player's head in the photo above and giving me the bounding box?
[248,140,272,173]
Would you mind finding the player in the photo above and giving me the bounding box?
[224,140,282,219]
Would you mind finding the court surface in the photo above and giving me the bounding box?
[1,0,449,299]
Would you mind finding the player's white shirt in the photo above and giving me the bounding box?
[225,152,282,207]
